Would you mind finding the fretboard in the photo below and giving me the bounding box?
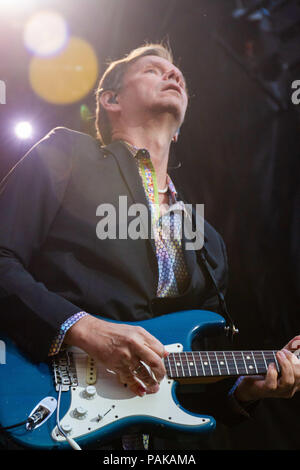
[164,351,280,379]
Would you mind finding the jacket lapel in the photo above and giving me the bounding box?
[104,141,157,255]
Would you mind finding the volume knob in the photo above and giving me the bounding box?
[61,423,72,433]
[84,385,96,398]
[74,406,87,419]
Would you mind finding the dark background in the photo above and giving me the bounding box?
[0,0,299,449]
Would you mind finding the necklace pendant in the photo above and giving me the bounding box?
[158,185,169,194]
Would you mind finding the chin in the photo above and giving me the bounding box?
[153,101,185,123]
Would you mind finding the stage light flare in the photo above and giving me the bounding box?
[80,104,93,121]
[29,36,99,105]
[14,122,33,140]
[24,10,68,56]
[0,0,38,12]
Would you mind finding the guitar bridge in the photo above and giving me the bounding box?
[52,351,78,391]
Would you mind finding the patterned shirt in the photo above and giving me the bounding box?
[133,145,189,297]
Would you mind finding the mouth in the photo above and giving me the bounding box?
[162,84,182,95]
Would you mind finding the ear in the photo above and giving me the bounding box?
[99,90,120,111]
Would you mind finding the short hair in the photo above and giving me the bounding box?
[95,43,174,145]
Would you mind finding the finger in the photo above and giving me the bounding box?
[118,367,159,396]
[136,326,168,359]
[283,335,300,351]
[118,372,147,397]
[114,343,165,386]
[132,361,161,392]
[133,342,166,383]
[126,359,160,388]
[131,355,164,389]
[130,381,148,397]
[121,326,167,375]
[245,364,278,399]
[276,351,295,395]
[282,348,300,366]
[264,362,278,391]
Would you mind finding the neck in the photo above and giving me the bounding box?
[111,118,176,189]
[164,350,282,380]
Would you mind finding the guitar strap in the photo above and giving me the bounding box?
[197,246,239,343]
[164,190,239,341]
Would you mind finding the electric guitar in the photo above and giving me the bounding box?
[0,309,298,450]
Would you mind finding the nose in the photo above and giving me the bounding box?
[163,66,185,89]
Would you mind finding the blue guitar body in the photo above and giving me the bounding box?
[0,309,226,449]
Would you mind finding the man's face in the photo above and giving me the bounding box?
[117,55,188,127]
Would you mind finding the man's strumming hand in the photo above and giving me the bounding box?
[64,314,168,397]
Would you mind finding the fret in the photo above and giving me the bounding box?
[184,352,192,377]
[175,353,186,378]
[263,351,280,373]
[200,352,212,376]
[170,352,202,378]
[171,353,184,378]
[251,351,258,374]
[242,351,257,374]
[263,351,276,369]
[187,352,199,377]
[240,350,248,373]
[178,352,186,378]
[165,350,280,380]
[195,352,205,376]
[262,351,268,371]
[165,354,171,376]
[172,353,180,378]
[165,354,176,378]
[273,351,280,373]
[224,351,238,375]
[233,351,247,375]
[167,353,173,377]
[231,351,239,375]
[207,352,221,375]
[214,352,221,375]
[253,351,268,374]
[215,351,229,376]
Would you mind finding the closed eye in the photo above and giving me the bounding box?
[145,68,159,74]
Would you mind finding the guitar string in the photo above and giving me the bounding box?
[165,351,280,377]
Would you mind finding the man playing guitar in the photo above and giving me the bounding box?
[0,43,299,450]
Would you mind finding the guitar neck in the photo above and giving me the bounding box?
[164,350,280,379]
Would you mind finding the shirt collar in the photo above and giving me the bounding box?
[121,140,178,203]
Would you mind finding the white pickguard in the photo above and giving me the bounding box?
[51,343,210,442]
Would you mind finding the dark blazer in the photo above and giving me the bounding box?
[0,127,253,432]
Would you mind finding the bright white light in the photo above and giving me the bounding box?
[24,10,68,56]
[15,122,33,139]
[0,0,35,8]
[0,0,38,14]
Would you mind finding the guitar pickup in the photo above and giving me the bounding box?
[86,356,97,384]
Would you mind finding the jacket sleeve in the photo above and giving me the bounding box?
[0,127,84,361]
